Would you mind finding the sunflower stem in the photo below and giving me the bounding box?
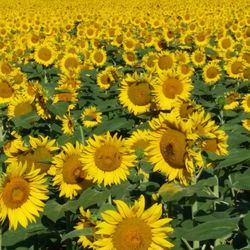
[213,175,219,210]
[79,125,85,143]
[0,225,2,250]
[181,237,193,250]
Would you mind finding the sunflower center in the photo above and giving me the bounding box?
[2,177,30,209]
[127,82,152,106]
[243,68,250,80]
[202,139,217,153]
[227,93,239,103]
[100,74,111,85]
[64,57,79,70]
[231,62,243,74]
[94,52,104,63]
[221,38,231,49]
[14,102,33,117]
[0,80,13,98]
[132,139,149,151]
[162,78,183,99]
[158,55,173,70]
[160,128,186,168]
[62,155,85,184]
[206,67,219,79]
[38,47,52,61]
[95,144,122,171]
[179,103,194,118]
[1,62,12,74]
[112,217,152,250]
[195,53,204,63]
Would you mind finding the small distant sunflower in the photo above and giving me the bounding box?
[142,52,158,72]
[218,36,234,51]
[224,92,241,110]
[123,51,137,66]
[242,119,250,131]
[0,76,16,104]
[241,93,250,112]
[53,86,78,103]
[74,208,97,249]
[81,106,102,128]
[34,43,57,67]
[90,49,107,67]
[202,61,221,84]
[59,53,81,74]
[123,38,137,51]
[94,195,174,250]
[60,114,75,135]
[81,132,136,186]
[7,95,36,118]
[96,66,117,90]
[49,142,92,199]
[147,112,203,185]
[191,49,206,67]
[0,60,13,75]
[154,70,193,110]
[177,64,194,78]
[119,72,153,115]
[0,162,48,230]
[175,50,190,65]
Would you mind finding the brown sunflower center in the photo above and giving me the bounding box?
[64,57,79,70]
[0,62,12,74]
[0,80,13,98]
[202,139,217,153]
[38,47,52,61]
[14,102,33,117]
[231,62,243,74]
[100,73,111,85]
[132,139,149,151]
[127,82,152,106]
[194,53,204,63]
[243,68,250,80]
[94,144,122,171]
[62,155,85,184]
[162,78,183,99]
[227,93,239,103]
[221,38,231,49]
[158,55,173,70]
[112,217,152,250]
[2,177,30,209]
[206,67,219,79]
[160,128,186,168]
[179,103,195,118]
[94,52,104,63]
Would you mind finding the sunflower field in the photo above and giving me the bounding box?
[0,0,250,249]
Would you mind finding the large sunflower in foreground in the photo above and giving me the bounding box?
[0,162,48,230]
[147,112,203,185]
[81,132,136,186]
[119,72,154,115]
[153,70,193,110]
[94,195,174,250]
[49,142,93,199]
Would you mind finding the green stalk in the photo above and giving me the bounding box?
[0,226,2,250]
[79,125,85,143]
[181,237,193,250]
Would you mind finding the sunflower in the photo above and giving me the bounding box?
[123,38,137,51]
[155,51,175,71]
[191,49,206,67]
[242,119,250,131]
[81,132,136,186]
[90,48,107,67]
[74,208,97,249]
[119,72,153,115]
[147,112,203,185]
[190,111,228,156]
[0,60,13,75]
[53,86,78,103]
[96,66,117,90]
[153,70,193,110]
[94,195,174,250]
[60,114,75,135]
[224,91,241,110]
[0,76,16,104]
[202,61,221,84]
[81,106,102,128]
[34,42,57,67]
[59,53,81,74]
[177,64,194,78]
[7,95,36,118]
[123,51,137,66]
[0,162,48,230]
[49,142,92,199]
[224,57,245,79]
[218,36,235,51]
[241,93,250,112]
[142,52,157,72]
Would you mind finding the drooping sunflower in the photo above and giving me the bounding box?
[34,42,57,67]
[224,91,241,110]
[0,162,49,230]
[147,112,203,185]
[94,195,174,250]
[81,106,102,128]
[153,70,193,110]
[74,208,98,249]
[119,72,154,115]
[49,142,93,199]
[241,93,250,112]
[90,48,107,67]
[202,61,221,84]
[81,132,136,186]
[60,114,75,135]
[96,66,117,90]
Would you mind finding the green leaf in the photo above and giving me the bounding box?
[182,218,239,241]
[12,111,40,129]
[213,245,234,250]
[61,228,93,242]
[47,102,69,116]
[231,172,250,190]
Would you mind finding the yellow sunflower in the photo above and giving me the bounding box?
[74,208,98,249]
[81,132,136,186]
[90,48,107,67]
[34,42,57,67]
[191,49,206,67]
[242,119,250,131]
[94,195,174,250]
[224,92,241,110]
[81,106,102,128]
[119,72,154,115]
[59,53,81,74]
[122,51,137,66]
[96,66,117,90]
[0,162,48,230]
[60,114,75,135]
[202,61,221,84]
[155,51,175,71]
[153,70,193,110]
[48,142,93,199]
[147,112,203,185]
[241,93,250,112]
[0,76,16,104]
[224,57,245,79]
